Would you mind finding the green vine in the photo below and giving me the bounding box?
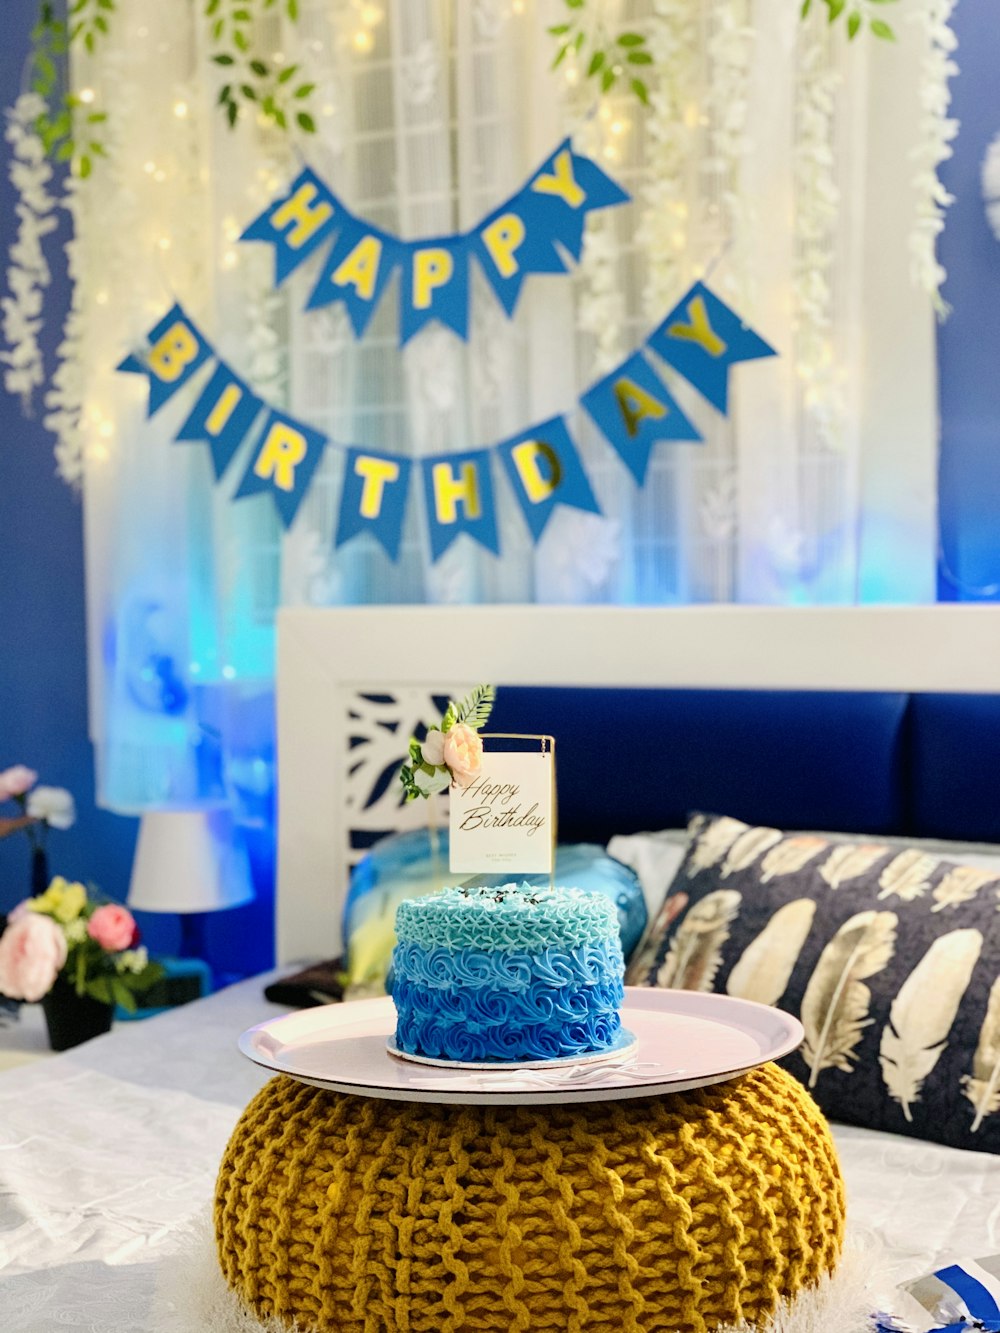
[549,0,898,112]
[207,0,317,134]
[549,1,651,107]
[29,1,110,179]
[800,0,899,42]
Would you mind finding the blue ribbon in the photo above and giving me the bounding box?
[335,447,412,561]
[175,361,263,480]
[117,303,213,416]
[497,416,601,541]
[233,407,327,530]
[420,448,499,561]
[580,349,702,485]
[646,280,776,414]
[306,215,403,337]
[240,167,340,285]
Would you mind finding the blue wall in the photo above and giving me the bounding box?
[0,3,169,960]
[937,1,1000,600]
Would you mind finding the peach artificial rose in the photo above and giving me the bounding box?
[0,912,68,1002]
[443,723,483,787]
[87,903,137,953]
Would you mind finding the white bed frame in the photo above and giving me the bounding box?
[275,604,1000,963]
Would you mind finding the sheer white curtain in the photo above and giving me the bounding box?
[61,0,942,808]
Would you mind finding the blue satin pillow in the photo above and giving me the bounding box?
[343,829,647,993]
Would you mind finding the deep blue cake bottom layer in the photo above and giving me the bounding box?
[392,974,624,1062]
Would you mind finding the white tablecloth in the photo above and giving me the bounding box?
[0,976,998,1331]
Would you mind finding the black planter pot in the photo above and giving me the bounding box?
[30,847,49,897]
[41,975,114,1051]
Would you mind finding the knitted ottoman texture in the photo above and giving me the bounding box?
[214,1062,845,1333]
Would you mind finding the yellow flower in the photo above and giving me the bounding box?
[29,876,88,924]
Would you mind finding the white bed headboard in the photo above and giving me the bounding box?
[275,604,1000,964]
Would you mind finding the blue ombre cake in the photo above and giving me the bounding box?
[390,883,625,1063]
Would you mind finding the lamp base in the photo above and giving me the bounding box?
[178,912,209,961]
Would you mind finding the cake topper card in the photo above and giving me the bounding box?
[397,685,556,876]
[448,736,556,875]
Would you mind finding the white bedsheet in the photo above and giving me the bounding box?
[0,976,997,1332]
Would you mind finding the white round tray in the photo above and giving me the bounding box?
[239,987,803,1106]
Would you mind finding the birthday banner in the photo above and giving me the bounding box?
[239,139,631,343]
[116,281,775,556]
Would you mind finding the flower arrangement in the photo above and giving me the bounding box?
[0,877,163,1010]
[399,685,495,801]
[0,763,76,842]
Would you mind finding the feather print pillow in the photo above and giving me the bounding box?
[636,813,1000,1154]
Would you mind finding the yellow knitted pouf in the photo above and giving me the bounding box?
[215,1062,845,1333]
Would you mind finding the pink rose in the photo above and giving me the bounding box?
[0,766,37,800]
[87,904,137,953]
[0,913,67,1002]
[443,724,483,787]
[6,900,30,922]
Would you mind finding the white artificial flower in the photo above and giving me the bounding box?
[26,786,76,830]
[420,729,447,767]
[117,947,149,975]
[413,768,450,797]
[64,917,87,945]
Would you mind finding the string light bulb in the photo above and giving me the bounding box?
[359,3,383,24]
[353,28,375,53]
[157,236,171,251]
[173,100,188,118]
[143,160,156,174]
[79,87,95,104]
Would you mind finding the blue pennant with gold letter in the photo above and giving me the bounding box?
[306,215,403,337]
[234,408,327,529]
[175,362,263,480]
[580,350,702,485]
[240,167,340,285]
[117,303,213,415]
[497,417,601,541]
[336,447,412,560]
[646,281,776,414]
[420,449,499,562]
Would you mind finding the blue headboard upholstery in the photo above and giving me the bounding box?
[488,688,1000,845]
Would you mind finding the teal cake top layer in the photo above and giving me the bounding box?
[394,883,619,953]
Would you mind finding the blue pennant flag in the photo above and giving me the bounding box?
[420,449,499,562]
[234,408,327,530]
[580,350,702,485]
[520,138,631,263]
[400,236,471,344]
[497,417,601,541]
[646,281,777,414]
[336,447,412,561]
[175,362,263,480]
[240,167,341,286]
[116,304,213,416]
[306,215,403,337]
[471,198,569,317]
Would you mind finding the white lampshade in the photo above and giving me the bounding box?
[127,807,255,914]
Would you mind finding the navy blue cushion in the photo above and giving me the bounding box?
[908,694,1000,842]
[489,687,910,843]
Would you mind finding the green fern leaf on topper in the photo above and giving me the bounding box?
[450,683,495,731]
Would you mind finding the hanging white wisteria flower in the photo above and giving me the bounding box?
[792,25,847,453]
[1,93,59,413]
[909,0,959,315]
[635,0,700,321]
[982,130,1000,243]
